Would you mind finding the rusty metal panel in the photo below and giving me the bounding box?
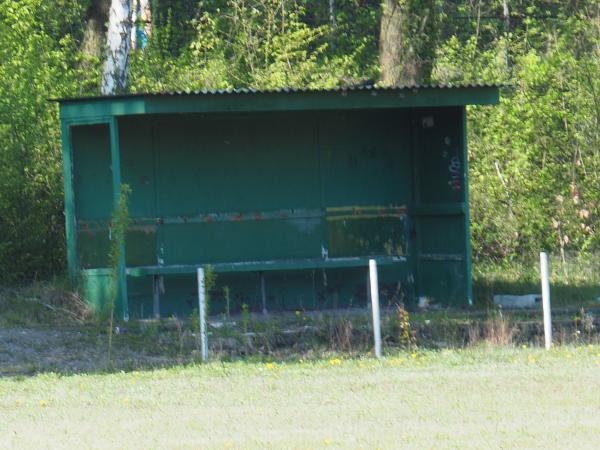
[327,216,406,258]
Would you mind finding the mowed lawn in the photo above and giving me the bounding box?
[1,347,600,449]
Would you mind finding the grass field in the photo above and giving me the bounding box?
[1,346,599,449]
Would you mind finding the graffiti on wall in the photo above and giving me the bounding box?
[448,155,461,191]
[442,136,461,192]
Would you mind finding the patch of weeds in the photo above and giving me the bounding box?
[397,303,417,349]
[241,303,250,333]
[473,253,600,308]
[106,183,131,367]
[0,282,91,327]
[469,308,517,347]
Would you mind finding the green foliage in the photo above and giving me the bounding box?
[107,184,131,364]
[396,302,416,349]
[151,0,198,56]
[108,184,131,299]
[1,0,599,282]
[128,1,379,92]
[223,286,231,318]
[241,303,250,333]
[433,1,600,260]
[203,264,217,316]
[0,0,100,282]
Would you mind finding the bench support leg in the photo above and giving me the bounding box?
[311,270,317,310]
[366,271,372,308]
[152,275,160,319]
[260,272,267,315]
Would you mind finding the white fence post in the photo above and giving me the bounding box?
[197,268,208,361]
[540,252,552,350]
[369,259,382,359]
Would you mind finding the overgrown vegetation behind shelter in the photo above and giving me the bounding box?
[0,1,599,282]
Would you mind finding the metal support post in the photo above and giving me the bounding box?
[369,259,382,359]
[197,268,208,361]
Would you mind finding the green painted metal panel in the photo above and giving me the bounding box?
[114,110,414,272]
[410,107,469,306]
[60,122,78,281]
[71,125,112,270]
[77,228,110,268]
[62,87,498,314]
[418,216,465,255]
[81,269,113,313]
[109,117,129,320]
[160,220,323,264]
[318,110,411,207]
[126,255,405,277]
[125,228,157,266]
[71,124,112,220]
[417,260,466,306]
[152,113,321,215]
[119,117,157,217]
[415,108,464,204]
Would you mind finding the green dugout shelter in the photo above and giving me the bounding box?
[56,84,499,320]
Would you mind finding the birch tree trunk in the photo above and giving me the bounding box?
[130,0,137,50]
[503,0,510,66]
[102,0,132,95]
[329,0,337,29]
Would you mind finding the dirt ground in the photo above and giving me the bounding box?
[2,305,599,376]
[0,327,175,376]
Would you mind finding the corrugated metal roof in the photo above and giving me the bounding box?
[53,83,500,102]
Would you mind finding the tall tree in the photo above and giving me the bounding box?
[82,0,110,61]
[379,0,440,86]
[102,0,132,94]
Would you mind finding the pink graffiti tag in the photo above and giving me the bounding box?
[448,155,461,191]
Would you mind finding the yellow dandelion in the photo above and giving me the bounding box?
[39,400,47,407]
[329,358,341,366]
[323,438,332,445]
[410,352,417,359]
[521,344,527,349]
[266,362,274,369]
